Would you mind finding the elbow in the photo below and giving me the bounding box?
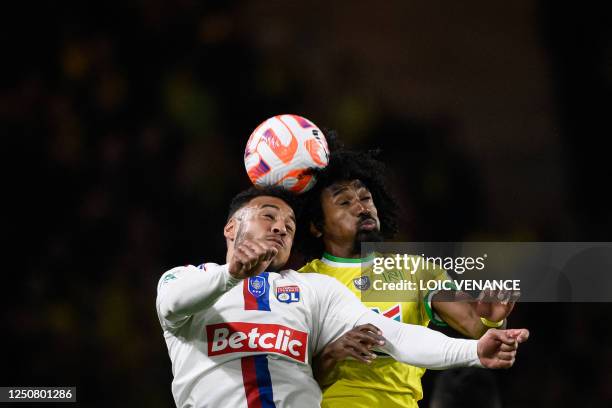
[159,295,184,321]
[159,301,174,321]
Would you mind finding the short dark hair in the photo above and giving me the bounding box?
[228,186,301,221]
[297,136,399,261]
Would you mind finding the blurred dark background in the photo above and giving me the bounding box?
[2,0,612,406]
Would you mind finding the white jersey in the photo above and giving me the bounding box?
[156,263,482,408]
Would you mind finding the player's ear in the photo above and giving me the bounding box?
[224,218,237,241]
[309,221,323,238]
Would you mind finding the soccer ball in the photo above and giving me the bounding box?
[244,114,329,194]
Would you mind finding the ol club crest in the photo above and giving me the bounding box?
[276,285,300,303]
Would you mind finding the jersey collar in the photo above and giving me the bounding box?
[321,252,375,268]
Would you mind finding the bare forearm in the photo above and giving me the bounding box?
[312,347,338,387]
[432,300,488,338]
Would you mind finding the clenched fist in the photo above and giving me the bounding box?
[477,328,529,369]
[228,238,279,279]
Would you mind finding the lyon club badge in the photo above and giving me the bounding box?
[276,285,300,303]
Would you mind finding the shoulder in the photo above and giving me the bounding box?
[294,271,352,301]
[282,268,335,283]
[158,265,190,284]
[157,263,222,291]
[298,258,324,273]
[278,269,342,293]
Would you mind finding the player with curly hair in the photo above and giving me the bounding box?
[298,138,521,408]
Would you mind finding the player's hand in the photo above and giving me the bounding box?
[477,328,529,369]
[228,238,279,279]
[474,289,521,323]
[321,324,386,364]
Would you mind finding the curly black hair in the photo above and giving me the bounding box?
[296,132,399,261]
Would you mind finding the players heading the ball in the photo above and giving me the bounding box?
[298,147,523,408]
[156,187,528,408]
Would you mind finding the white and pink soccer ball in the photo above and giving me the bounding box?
[244,114,330,194]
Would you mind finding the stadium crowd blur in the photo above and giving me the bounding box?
[4,1,612,406]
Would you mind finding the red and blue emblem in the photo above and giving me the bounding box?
[248,276,267,297]
[244,273,271,311]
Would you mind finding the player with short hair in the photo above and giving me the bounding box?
[157,186,528,407]
[298,147,522,408]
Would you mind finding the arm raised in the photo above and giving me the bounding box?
[156,264,241,329]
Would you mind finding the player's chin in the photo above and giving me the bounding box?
[268,253,290,272]
[356,229,383,243]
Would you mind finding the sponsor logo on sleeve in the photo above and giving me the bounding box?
[206,322,308,363]
[276,285,300,303]
[371,304,402,322]
[162,273,177,284]
[370,304,401,358]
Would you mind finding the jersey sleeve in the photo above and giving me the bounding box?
[312,275,371,355]
[313,274,482,369]
[355,310,482,369]
[297,260,317,273]
[156,263,241,330]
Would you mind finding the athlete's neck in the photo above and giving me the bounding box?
[323,252,367,262]
[323,242,359,259]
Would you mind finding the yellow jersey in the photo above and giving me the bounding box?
[299,253,450,408]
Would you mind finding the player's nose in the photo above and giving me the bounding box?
[352,200,367,214]
[356,203,372,219]
[271,221,287,235]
